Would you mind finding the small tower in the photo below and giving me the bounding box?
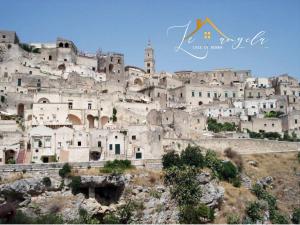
[144,40,155,74]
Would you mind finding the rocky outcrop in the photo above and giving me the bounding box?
[0,171,225,223]
[257,176,273,189]
[0,177,61,202]
[80,174,127,187]
[197,172,225,208]
[0,178,46,200]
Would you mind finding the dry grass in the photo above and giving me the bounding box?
[131,169,163,187]
[215,151,300,223]
[0,172,31,184]
[215,181,256,223]
[242,152,300,213]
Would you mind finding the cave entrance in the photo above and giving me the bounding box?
[94,184,124,205]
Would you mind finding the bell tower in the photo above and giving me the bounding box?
[144,40,155,74]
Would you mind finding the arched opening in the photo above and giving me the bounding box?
[109,64,114,73]
[100,116,109,127]
[37,98,50,103]
[27,115,32,121]
[68,114,82,125]
[134,78,143,86]
[87,114,95,128]
[58,64,66,70]
[65,43,69,48]
[58,42,63,48]
[5,149,16,164]
[17,103,24,117]
[90,151,101,161]
[198,101,203,105]
[48,55,52,61]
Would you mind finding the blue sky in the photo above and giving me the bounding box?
[0,0,300,78]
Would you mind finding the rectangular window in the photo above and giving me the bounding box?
[132,135,136,140]
[225,92,228,98]
[270,104,274,108]
[115,144,120,155]
[233,92,236,98]
[68,102,73,109]
[199,92,202,97]
[78,141,81,147]
[88,103,92,109]
[17,78,21,86]
[136,152,142,159]
[207,92,210,98]
[295,119,298,124]
[98,141,101,147]
[109,144,113,150]
[192,91,195,97]
[214,92,217,98]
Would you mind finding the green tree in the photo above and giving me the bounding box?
[180,145,204,168]
[219,161,238,180]
[162,150,181,169]
[165,166,202,206]
[69,176,82,195]
[59,163,72,178]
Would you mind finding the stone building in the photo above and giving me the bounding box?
[0,30,300,165]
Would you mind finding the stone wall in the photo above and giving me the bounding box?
[162,138,300,154]
[0,159,162,172]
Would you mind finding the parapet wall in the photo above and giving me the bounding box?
[163,138,300,154]
[0,159,162,172]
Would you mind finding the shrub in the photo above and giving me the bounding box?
[292,207,300,224]
[71,208,100,224]
[245,200,266,222]
[34,213,64,224]
[69,176,81,195]
[230,175,242,187]
[180,145,204,168]
[101,159,134,174]
[59,163,72,178]
[251,184,277,210]
[219,161,238,181]
[42,177,51,187]
[103,213,120,224]
[165,166,201,206]
[207,118,236,133]
[224,148,243,171]
[227,213,240,224]
[265,111,284,118]
[179,203,214,224]
[162,150,181,169]
[204,150,223,176]
[7,159,16,164]
[270,210,289,224]
[117,201,136,224]
[9,210,64,224]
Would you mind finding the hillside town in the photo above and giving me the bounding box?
[0,30,300,165]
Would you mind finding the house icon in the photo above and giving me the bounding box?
[184,18,231,41]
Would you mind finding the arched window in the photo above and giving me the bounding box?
[65,43,69,48]
[59,42,63,48]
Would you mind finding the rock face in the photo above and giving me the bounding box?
[0,178,46,200]
[257,176,273,188]
[80,174,126,187]
[0,171,225,223]
[197,172,224,208]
